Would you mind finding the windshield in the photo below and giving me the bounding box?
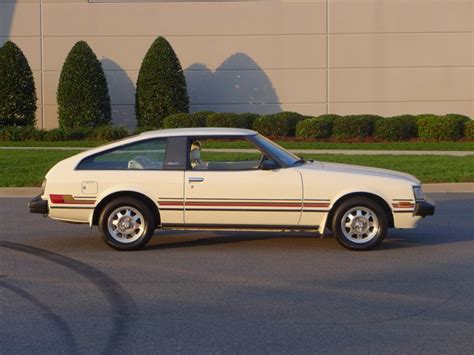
[252,134,301,167]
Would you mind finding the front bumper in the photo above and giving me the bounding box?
[414,199,435,217]
[29,195,48,214]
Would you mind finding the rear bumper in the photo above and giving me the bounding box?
[29,195,48,214]
[414,199,435,217]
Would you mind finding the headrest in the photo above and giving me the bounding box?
[190,149,201,161]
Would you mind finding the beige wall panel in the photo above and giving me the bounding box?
[44,69,326,106]
[43,35,326,72]
[43,2,326,36]
[0,3,39,36]
[191,103,327,116]
[330,0,474,34]
[187,69,326,105]
[111,104,136,129]
[330,33,474,68]
[0,36,41,70]
[43,105,59,130]
[329,101,474,117]
[42,71,58,105]
[330,68,474,103]
[34,105,42,129]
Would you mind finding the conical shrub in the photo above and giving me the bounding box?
[57,41,111,128]
[0,41,37,127]
[136,36,189,128]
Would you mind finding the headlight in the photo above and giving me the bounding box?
[413,186,424,201]
[41,178,47,195]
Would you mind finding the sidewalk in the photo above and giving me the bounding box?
[1,146,474,156]
[1,183,472,198]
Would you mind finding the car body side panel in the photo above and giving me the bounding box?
[45,170,185,225]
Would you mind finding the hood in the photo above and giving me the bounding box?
[298,161,420,185]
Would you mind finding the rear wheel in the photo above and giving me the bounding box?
[331,197,388,250]
[98,197,156,251]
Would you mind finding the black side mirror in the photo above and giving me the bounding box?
[261,159,279,171]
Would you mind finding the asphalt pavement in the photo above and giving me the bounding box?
[0,193,473,354]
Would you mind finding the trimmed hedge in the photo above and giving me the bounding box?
[0,41,37,127]
[333,115,379,139]
[465,120,474,139]
[253,111,306,137]
[417,114,466,141]
[206,112,258,129]
[135,36,189,128]
[0,126,128,142]
[162,111,209,129]
[295,115,338,139]
[0,112,472,141]
[374,115,417,141]
[57,41,111,128]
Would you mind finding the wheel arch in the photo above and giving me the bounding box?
[326,192,394,230]
[91,190,161,227]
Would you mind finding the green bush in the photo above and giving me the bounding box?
[295,116,334,139]
[252,111,306,137]
[136,37,189,128]
[417,115,466,140]
[374,115,417,141]
[43,128,73,141]
[464,120,474,139]
[163,112,208,129]
[91,126,129,141]
[0,126,43,141]
[206,112,258,129]
[57,41,111,128]
[0,41,37,127]
[332,115,377,139]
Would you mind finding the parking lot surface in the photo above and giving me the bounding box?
[1,193,473,354]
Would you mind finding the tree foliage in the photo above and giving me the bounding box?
[136,36,189,128]
[0,41,37,127]
[57,41,111,128]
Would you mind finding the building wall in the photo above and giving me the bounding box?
[1,0,474,129]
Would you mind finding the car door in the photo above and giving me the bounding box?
[183,137,303,227]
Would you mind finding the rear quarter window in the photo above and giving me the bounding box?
[76,138,168,170]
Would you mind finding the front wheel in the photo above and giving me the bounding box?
[98,197,156,251]
[331,197,388,251]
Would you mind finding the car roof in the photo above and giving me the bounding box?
[139,127,257,138]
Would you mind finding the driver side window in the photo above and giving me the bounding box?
[189,137,270,171]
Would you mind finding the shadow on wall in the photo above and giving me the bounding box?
[0,3,15,39]
[101,58,136,130]
[185,52,281,114]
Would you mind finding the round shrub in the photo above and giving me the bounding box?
[92,126,129,141]
[57,41,111,128]
[417,115,465,140]
[206,112,257,129]
[136,37,189,128]
[332,115,376,139]
[445,113,470,136]
[374,115,417,141]
[0,41,37,127]
[296,116,333,139]
[464,120,474,139]
[163,112,207,129]
[44,128,72,141]
[0,126,43,141]
[252,111,306,137]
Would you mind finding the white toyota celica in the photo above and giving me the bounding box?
[29,127,435,251]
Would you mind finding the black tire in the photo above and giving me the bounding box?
[98,197,156,251]
[331,196,388,251]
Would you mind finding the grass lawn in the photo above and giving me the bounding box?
[1,139,474,151]
[1,149,473,187]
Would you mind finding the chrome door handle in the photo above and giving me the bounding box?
[188,177,204,183]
